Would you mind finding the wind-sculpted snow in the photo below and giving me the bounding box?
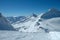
[0,31,51,40]
[49,32,60,40]
[40,17,60,31]
[0,31,60,40]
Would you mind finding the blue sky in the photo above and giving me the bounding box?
[0,0,60,16]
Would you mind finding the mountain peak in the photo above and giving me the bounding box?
[41,8,60,19]
[0,13,16,31]
[0,13,2,17]
[32,13,37,17]
[48,8,58,12]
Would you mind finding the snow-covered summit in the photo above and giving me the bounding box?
[41,8,60,19]
[48,8,59,12]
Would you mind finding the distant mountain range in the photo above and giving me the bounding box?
[0,8,60,32]
[6,16,28,24]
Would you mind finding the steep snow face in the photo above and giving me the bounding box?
[0,13,16,31]
[41,8,60,19]
[6,16,27,24]
[12,13,45,32]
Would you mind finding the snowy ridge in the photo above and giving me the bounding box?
[12,13,44,32]
[10,8,60,32]
[0,13,16,31]
[41,8,60,19]
[0,8,60,40]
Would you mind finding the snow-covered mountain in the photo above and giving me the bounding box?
[0,13,16,31]
[0,8,60,40]
[41,8,60,19]
[10,8,60,32]
[40,8,60,31]
[11,13,40,32]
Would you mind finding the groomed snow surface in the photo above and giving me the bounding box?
[0,31,60,40]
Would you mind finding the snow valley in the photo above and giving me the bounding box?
[0,8,60,40]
